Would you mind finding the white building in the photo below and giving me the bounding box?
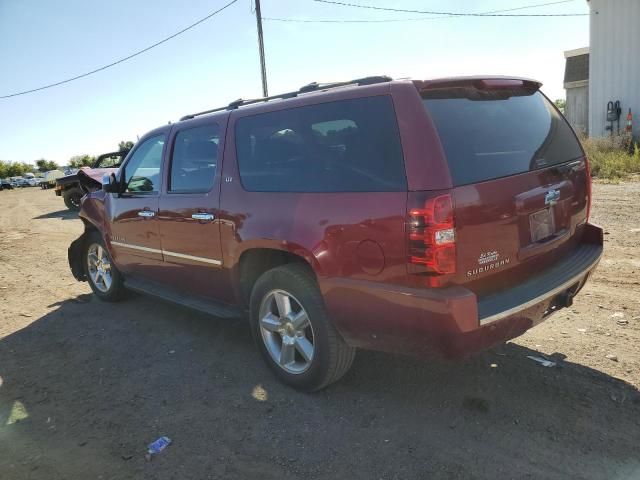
[564,0,640,139]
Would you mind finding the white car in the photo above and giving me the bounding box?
[23,173,38,187]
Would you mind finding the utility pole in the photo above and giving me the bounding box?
[254,0,269,97]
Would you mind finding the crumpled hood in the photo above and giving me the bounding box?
[77,167,117,185]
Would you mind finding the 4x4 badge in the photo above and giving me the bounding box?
[545,189,560,206]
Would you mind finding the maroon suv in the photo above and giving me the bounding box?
[68,76,603,391]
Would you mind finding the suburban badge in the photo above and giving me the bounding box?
[467,250,511,277]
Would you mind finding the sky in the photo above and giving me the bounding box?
[0,0,590,164]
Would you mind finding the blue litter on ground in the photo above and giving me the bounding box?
[148,436,172,455]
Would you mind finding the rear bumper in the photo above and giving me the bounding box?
[322,223,603,359]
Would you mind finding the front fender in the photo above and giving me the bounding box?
[68,232,87,281]
[71,191,110,282]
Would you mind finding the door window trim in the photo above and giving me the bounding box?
[119,132,168,197]
[166,122,222,195]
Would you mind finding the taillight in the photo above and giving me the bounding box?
[407,193,456,276]
[584,157,592,221]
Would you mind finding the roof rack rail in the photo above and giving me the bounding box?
[179,75,392,121]
[298,75,393,94]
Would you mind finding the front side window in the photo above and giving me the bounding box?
[170,124,220,193]
[124,135,164,193]
[235,96,406,192]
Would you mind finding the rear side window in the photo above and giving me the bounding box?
[235,96,406,192]
[170,124,219,193]
[423,90,583,186]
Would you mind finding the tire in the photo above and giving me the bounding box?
[82,231,124,301]
[63,187,83,211]
[249,264,355,391]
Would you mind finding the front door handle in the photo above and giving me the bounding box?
[191,213,215,221]
[137,210,155,218]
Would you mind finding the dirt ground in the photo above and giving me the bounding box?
[0,185,638,480]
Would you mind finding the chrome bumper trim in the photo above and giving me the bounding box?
[479,254,601,326]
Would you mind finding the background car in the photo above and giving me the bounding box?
[22,173,38,187]
[11,177,30,187]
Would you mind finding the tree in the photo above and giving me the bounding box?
[118,140,134,152]
[0,161,8,179]
[554,99,566,112]
[35,159,59,172]
[0,161,33,178]
[68,154,95,168]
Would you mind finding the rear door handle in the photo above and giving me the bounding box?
[137,210,155,218]
[191,213,215,221]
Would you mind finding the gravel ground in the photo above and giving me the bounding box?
[0,185,638,480]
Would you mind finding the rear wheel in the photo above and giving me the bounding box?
[63,187,83,211]
[83,232,124,301]
[249,264,355,391]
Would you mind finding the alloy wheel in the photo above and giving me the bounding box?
[258,289,315,374]
[87,243,113,293]
[70,193,82,208]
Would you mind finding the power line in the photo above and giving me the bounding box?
[435,0,577,14]
[311,0,588,17]
[265,0,579,23]
[0,0,239,99]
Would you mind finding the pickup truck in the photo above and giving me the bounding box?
[55,151,129,210]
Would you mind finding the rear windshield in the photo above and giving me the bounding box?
[423,90,583,186]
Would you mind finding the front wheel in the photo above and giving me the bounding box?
[249,264,355,391]
[83,232,124,301]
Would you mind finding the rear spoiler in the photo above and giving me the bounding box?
[415,76,542,91]
[415,77,542,100]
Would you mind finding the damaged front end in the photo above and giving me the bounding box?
[68,232,87,281]
[69,178,110,283]
[77,168,106,194]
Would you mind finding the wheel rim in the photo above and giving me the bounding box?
[70,193,82,207]
[258,289,315,374]
[87,243,113,293]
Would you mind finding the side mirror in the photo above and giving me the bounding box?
[102,173,120,193]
